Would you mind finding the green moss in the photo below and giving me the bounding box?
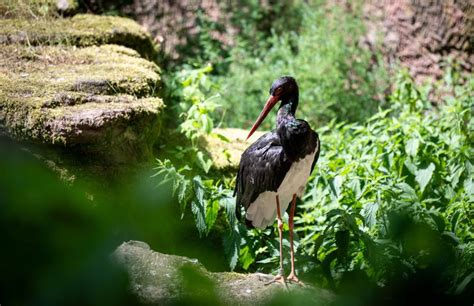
[214,272,244,282]
[0,0,78,19]
[0,12,163,164]
[0,43,164,163]
[0,14,158,59]
[200,128,265,172]
[0,44,160,102]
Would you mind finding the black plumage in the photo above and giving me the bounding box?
[234,132,292,226]
[233,76,320,285]
[234,77,320,226]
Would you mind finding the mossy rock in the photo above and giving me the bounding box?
[0,14,158,59]
[0,44,163,163]
[201,128,265,173]
[0,0,79,18]
[113,240,335,305]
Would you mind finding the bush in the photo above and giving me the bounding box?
[229,71,472,304]
[156,1,473,303]
[297,71,473,286]
[214,1,388,129]
[159,66,473,302]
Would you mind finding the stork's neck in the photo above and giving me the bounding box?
[276,90,298,126]
[275,100,307,161]
[276,102,297,127]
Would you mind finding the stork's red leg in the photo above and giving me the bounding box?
[276,195,285,277]
[265,195,288,288]
[288,194,304,285]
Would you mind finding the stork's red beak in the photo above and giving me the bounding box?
[246,94,280,140]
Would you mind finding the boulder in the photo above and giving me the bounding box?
[0,14,158,59]
[0,0,79,18]
[113,240,335,305]
[201,128,265,172]
[0,13,163,164]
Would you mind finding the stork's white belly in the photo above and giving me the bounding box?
[246,150,316,229]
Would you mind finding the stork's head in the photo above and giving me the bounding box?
[246,76,299,140]
[269,76,298,101]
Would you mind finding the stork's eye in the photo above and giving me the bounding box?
[274,87,283,96]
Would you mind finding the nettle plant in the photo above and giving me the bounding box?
[155,64,472,295]
[153,65,235,237]
[294,71,473,288]
[226,71,472,293]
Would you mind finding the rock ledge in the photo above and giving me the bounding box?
[113,240,335,305]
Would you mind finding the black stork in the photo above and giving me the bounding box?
[234,76,320,286]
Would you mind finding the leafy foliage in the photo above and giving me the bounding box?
[166,64,220,145]
[160,66,472,299]
[214,0,388,129]
[240,71,473,295]
[153,0,473,301]
[155,9,473,298]
[222,0,304,57]
[153,65,237,245]
[174,10,230,74]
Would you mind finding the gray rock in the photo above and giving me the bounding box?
[0,43,163,164]
[113,240,335,305]
[0,14,159,59]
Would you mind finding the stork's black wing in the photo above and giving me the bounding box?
[234,131,292,221]
[278,118,319,163]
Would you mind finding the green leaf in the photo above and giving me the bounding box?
[464,178,474,199]
[191,199,207,236]
[191,176,207,236]
[329,175,343,198]
[239,246,255,270]
[177,179,191,217]
[362,202,379,228]
[348,178,361,199]
[220,196,236,226]
[404,159,417,175]
[172,175,181,195]
[448,164,463,189]
[254,247,268,257]
[256,257,277,264]
[343,213,359,233]
[451,210,460,232]
[177,179,189,203]
[205,199,220,232]
[223,227,240,271]
[455,272,474,295]
[441,231,460,245]
[196,151,213,173]
[397,182,418,200]
[327,209,344,220]
[211,132,230,142]
[428,211,445,232]
[360,233,378,264]
[193,176,204,202]
[321,249,338,281]
[313,234,325,256]
[415,163,435,193]
[405,138,419,157]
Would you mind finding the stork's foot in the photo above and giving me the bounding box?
[264,274,288,289]
[287,273,305,287]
